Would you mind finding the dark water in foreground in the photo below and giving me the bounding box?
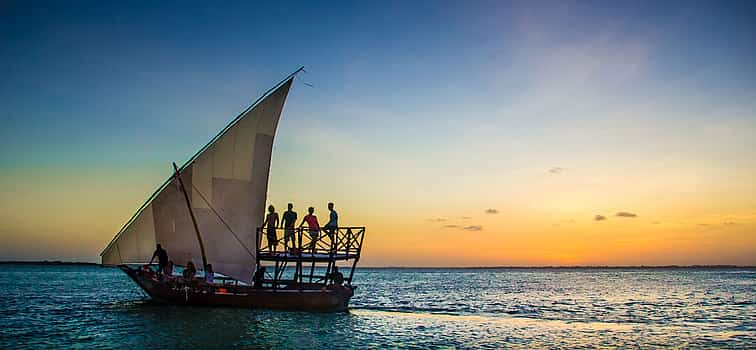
[1,265,754,349]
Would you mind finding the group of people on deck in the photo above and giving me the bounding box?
[261,202,339,253]
[142,202,342,287]
[147,244,214,284]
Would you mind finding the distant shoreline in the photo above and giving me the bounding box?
[0,261,99,266]
[1,261,753,269]
[360,265,756,269]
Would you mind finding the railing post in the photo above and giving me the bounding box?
[346,228,353,256]
[347,228,364,285]
[255,227,261,271]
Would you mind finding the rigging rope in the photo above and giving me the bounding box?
[190,183,256,259]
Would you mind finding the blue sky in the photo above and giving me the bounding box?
[1,1,755,264]
[2,1,754,167]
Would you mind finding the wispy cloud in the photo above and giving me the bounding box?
[459,216,471,220]
[615,212,638,218]
[485,208,499,214]
[443,224,483,231]
[548,167,564,174]
[594,215,607,221]
[723,222,737,225]
[427,217,447,222]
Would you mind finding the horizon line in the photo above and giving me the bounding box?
[1,261,754,269]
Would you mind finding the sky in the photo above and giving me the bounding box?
[1,1,755,266]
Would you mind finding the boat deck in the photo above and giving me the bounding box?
[255,226,365,288]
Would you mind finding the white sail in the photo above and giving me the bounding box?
[101,74,295,283]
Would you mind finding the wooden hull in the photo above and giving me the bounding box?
[120,266,353,312]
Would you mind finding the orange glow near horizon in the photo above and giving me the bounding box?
[1,127,755,266]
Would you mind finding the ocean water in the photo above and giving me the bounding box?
[0,265,754,349]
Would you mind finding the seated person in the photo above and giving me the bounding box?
[204,264,214,284]
[253,266,266,289]
[164,261,175,278]
[183,261,197,280]
[328,266,344,287]
[142,264,157,279]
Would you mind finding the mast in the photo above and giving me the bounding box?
[173,162,208,269]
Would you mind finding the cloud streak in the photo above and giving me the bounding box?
[615,212,638,218]
[485,208,499,214]
[548,167,564,174]
[594,215,607,221]
[442,224,483,231]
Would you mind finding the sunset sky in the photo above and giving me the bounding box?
[1,1,755,266]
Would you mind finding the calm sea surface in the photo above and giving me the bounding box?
[1,265,754,349]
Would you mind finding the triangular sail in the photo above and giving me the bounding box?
[101,73,296,283]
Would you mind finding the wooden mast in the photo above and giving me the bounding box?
[173,162,208,269]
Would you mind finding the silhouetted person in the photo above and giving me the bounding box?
[262,205,279,253]
[299,207,320,252]
[253,266,266,289]
[149,244,168,276]
[183,261,197,280]
[329,266,344,286]
[281,203,298,251]
[204,264,214,284]
[324,202,338,240]
[165,260,175,278]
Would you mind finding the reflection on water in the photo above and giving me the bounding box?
[1,265,754,349]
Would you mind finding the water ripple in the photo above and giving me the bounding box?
[0,265,754,349]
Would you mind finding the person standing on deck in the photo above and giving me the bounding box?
[165,261,175,278]
[149,244,168,277]
[324,202,338,240]
[253,266,266,289]
[281,203,298,251]
[299,207,320,252]
[262,205,279,253]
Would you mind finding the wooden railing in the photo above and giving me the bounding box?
[256,226,365,259]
